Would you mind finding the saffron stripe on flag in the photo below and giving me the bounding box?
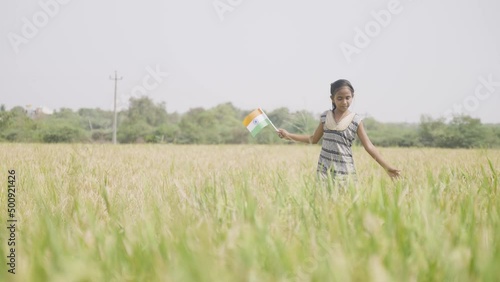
[243,108,273,137]
[242,108,264,127]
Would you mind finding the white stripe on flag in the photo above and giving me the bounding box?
[246,114,267,132]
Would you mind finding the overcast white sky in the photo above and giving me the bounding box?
[1,0,500,123]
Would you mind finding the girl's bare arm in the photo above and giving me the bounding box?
[357,121,400,178]
[278,122,324,144]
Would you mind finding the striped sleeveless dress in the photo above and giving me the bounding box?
[317,110,362,180]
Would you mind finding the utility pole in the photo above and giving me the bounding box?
[109,70,123,144]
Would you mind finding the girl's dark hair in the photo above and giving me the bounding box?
[330,79,354,111]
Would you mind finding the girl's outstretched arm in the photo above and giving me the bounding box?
[278,121,324,144]
[357,121,401,178]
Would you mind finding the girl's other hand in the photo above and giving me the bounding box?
[386,167,401,179]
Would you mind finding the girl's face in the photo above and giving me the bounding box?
[331,86,353,111]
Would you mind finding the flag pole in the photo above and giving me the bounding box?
[260,108,279,132]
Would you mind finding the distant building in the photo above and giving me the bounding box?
[26,105,53,119]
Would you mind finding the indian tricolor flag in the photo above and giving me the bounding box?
[243,108,274,137]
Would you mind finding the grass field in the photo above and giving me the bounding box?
[0,144,499,282]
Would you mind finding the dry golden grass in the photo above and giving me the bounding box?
[0,144,499,281]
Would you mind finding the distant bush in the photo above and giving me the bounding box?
[39,124,89,143]
[1,100,499,147]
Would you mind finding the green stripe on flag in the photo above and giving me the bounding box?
[250,119,270,137]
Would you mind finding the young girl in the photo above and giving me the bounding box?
[277,79,400,182]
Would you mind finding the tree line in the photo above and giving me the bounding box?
[1,97,499,148]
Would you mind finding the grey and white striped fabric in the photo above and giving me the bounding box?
[317,110,362,179]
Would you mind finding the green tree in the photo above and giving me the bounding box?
[418,115,487,148]
[78,108,114,142]
[117,96,169,143]
[117,120,153,143]
[418,115,447,147]
[266,107,290,129]
[127,97,167,127]
[484,124,500,147]
[2,107,37,142]
[211,103,247,144]
[0,105,13,140]
[363,117,420,147]
[38,123,88,143]
[446,115,486,148]
[35,108,90,143]
[178,108,218,144]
